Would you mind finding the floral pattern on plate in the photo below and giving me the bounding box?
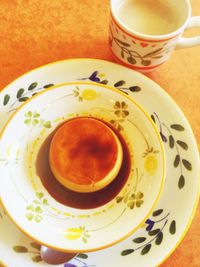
[0,82,164,253]
[0,59,199,267]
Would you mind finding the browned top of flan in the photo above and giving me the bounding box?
[49,117,119,186]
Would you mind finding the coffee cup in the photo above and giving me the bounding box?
[109,0,200,72]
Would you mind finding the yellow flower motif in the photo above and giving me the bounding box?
[98,73,106,78]
[81,89,99,100]
[65,227,84,240]
[127,192,144,209]
[65,226,90,243]
[144,154,158,175]
[113,101,129,118]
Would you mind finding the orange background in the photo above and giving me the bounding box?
[0,0,199,266]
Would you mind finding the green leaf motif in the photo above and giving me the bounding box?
[144,48,163,58]
[19,97,29,102]
[178,175,185,189]
[152,209,163,217]
[3,94,10,106]
[121,249,134,256]
[151,55,163,59]
[43,121,52,129]
[141,60,151,66]
[100,80,108,85]
[33,200,40,205]
[116,196,123,203]
[141,244,151,255]
[169,135,175,148]
[77,253,88,259]
[133,237,146,243]
[182,159,192,171]
[33,119,39,126]
[24,119,31,125]
[115,38,131,47]
[170,124,185,131]
[149,229,160,236]
[25,111,32,117]
[30,242,41,250]
[169,220,176,235]
[127,56,136,65]
[174,154,180,167]
[35,206,43,213]
[33,112,40,118]
[35,214,43,223]
[176,140,188,150]
[26,213,34,221]
[155,232,163,245]
[127,201,135,209]
[27,204,34,211]
[13,246,28,253]
[121,50,125,59]
[151,114,156,123]
[43,198,49,205]
[114,80,126,87]
[129,86,141,92]
[43,83,54,88]
[28,82,38,91]
[32,255,42,262]
[17,88,25,98]
[36,192,44,199]
[32,92,38,97]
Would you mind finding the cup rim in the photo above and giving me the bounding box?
[110,0,192,41]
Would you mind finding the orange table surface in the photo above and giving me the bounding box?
[0,0,199,266]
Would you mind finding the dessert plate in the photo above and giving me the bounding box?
[0,82,165,253]
[0,59,199,267]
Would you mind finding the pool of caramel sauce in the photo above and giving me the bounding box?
[36,118,131,209]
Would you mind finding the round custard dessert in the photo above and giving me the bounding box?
[49,117,123,193]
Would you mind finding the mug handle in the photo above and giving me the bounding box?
[177,16,200,48]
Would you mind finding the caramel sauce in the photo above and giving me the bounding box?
[36,118,131,209]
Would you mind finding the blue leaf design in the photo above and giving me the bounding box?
[64,263,77,267]
[89,71,100,82]
[145,219,155,232]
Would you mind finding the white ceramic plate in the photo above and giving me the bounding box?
[0,81,165,253]
[0,59,199,267]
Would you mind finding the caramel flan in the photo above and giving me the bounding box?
[49,117,123,193]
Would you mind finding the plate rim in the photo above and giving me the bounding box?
[0,58,199,266]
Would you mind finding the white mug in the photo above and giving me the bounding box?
[109,0,200,72]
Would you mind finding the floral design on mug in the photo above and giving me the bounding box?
[109,29,170,67]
